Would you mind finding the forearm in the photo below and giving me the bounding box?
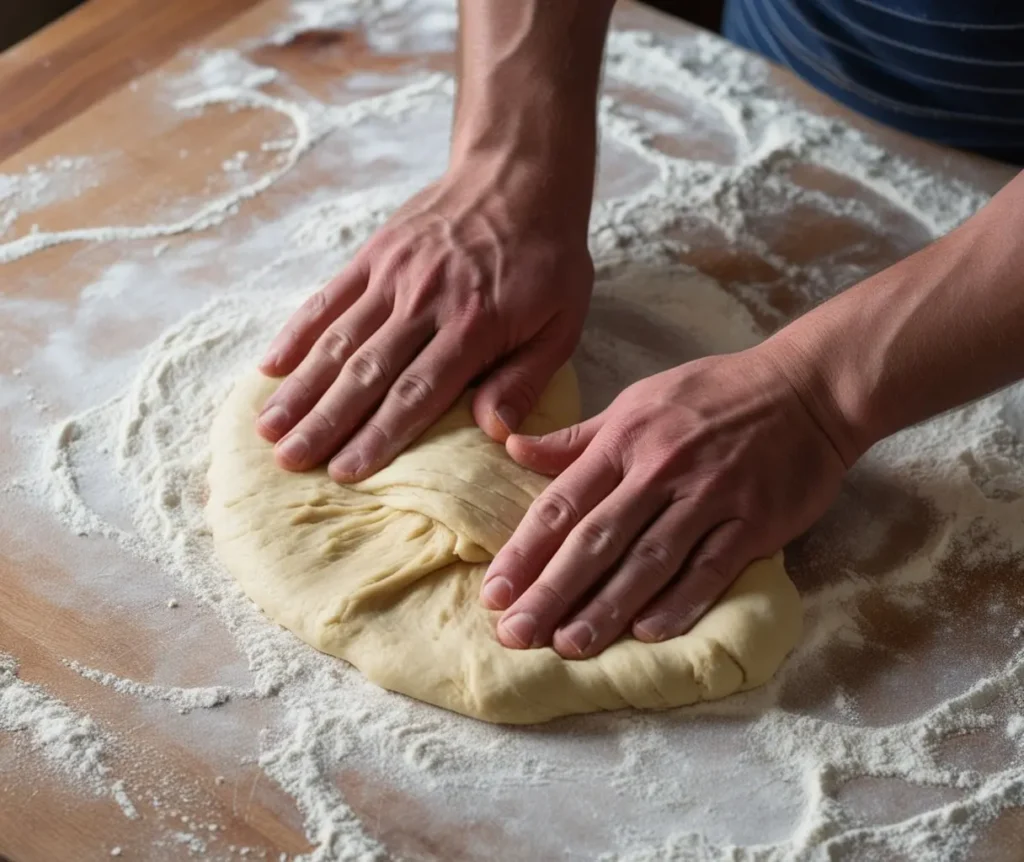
[768,170,1024,464]
[450,0,615,234]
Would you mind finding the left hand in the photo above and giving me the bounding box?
[254,157,594,481]
[479,343,852,659]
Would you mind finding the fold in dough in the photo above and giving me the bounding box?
[207,365,802,724]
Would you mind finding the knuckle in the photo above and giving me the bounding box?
[529,581,569,615]
[403,274,444,318]
[494,543,532,576]
[597,421,629,454]
[631,536,677,578]
[347,350,388,388]
[447,315,480,342]
[375,247,414,293]
[592,443,623,478]
[392,372,433,409]
[280,373,314,404]
[358,422,390,456]
[301,290,328,323]
[564,423,585,450]
[500,371,541,412]
[317,328,354,364]
[585,593,622,624]
[691,553,732,585]
[534,491,579,533]
[573,519,620,559]
[306,406,341,434]
[637,450,686,487]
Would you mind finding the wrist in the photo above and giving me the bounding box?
[758,332,869,469]
[445,143,595,244]
[451,90,597,193]
[761,220,979,464]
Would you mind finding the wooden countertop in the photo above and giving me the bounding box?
[0,0,262,162]
[1,1,1021,860]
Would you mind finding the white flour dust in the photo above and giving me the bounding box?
[0,653,139,820]
[0,155,109,239]
[0,51,449,266]
[2,3,1023,860]
[0,652,109,790]
[271,0,457,54]
[63,660,264,715]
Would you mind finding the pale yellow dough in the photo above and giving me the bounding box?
[207,366,802,724]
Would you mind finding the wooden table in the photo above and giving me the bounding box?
[1,1,1021,860]
[0,0,265,162]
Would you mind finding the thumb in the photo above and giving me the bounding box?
[506,415,603,476]
[472,337,571,442]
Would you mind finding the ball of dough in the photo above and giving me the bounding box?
[207,365,801,724]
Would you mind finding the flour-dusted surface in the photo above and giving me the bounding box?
[1,0,1023,859]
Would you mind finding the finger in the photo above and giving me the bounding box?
[500,476,669,654]
[256,294,389,443]
[327,325,488,482]
[632,519,754,642]
[551,498,714,659]
[274,316,431,471]
[505,414,604,477]
[480,445,623,645]
[471,331,574,442]
[260,257,370,375]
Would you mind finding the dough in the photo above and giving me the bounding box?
[207,366,802,724]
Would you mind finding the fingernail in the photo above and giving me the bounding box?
[561,620,596,655]
[261,349,281,370]
[635,613,683,642]
[276,433,309,465]
[259,404,289,436]
[481,576,513,609]
[330,451,363,479]
[495,405,519,434]
[499,612,538,648]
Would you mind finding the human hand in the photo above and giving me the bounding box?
[480,344,854,659]
[254,158,594,481]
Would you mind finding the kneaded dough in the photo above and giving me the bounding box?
[207,366,802,724]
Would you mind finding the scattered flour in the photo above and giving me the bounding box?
[0,653,139,821]
[0,70,450,265]
[64,659,266,714]
[222,150,250,172]
[270,0,457,54]
[2,3,1023,860]
[112,779,140,820]
[0,155,108,232]
[164,48,281,96]
[0,652,110,792]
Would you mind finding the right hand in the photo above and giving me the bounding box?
[481,343,852,659]
[255,156,595,482]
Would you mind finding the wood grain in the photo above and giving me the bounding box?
[0,0,1020,858]
[0,0,262,163]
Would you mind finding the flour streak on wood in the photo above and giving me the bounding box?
[0,0,1020,859]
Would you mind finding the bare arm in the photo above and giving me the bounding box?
[773,170,1024,464]
[452,0,614,220]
